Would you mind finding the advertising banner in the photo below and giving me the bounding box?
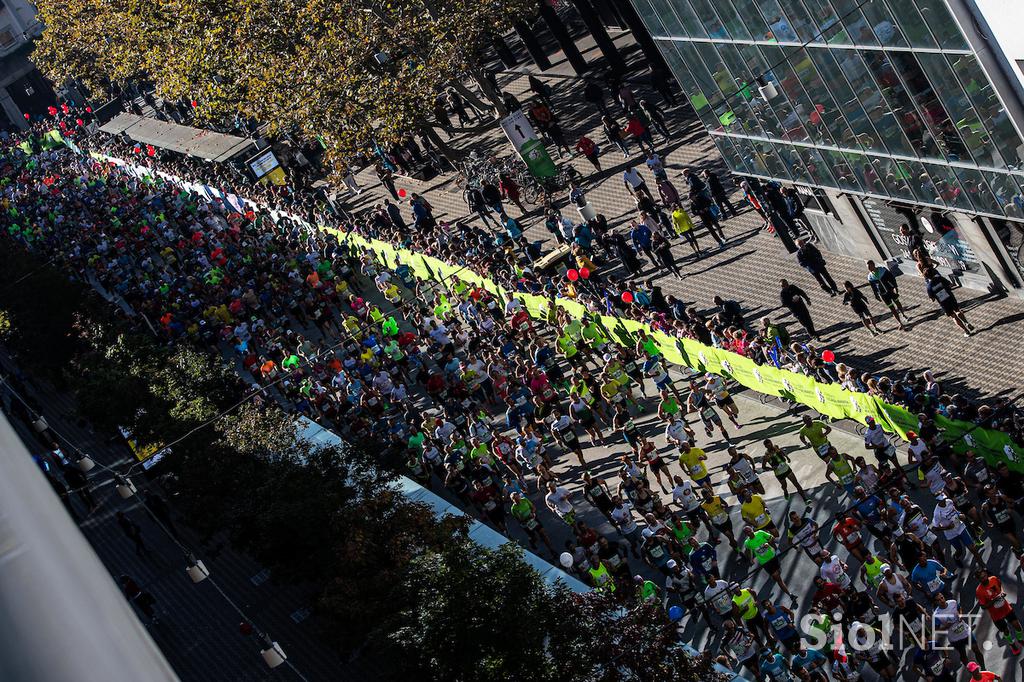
[499,110,556,179]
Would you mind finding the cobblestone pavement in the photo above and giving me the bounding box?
[347,35,1024,404]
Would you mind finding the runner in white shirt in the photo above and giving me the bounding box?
[932,595,984,662]
[932,494,984,563]
[544,482,575,524]
[704,579,736,617]
[875,564,911,607]
[665,418,692,448]
[819,553,852,590]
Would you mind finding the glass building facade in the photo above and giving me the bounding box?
[631,0,1024,221]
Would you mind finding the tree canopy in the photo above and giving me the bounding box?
[32,0,536,166]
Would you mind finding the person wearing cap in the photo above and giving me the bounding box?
[665,559,712,627]
[932,493,984,564]
[906,429,929,473]
[875,562,911,607]
[633,574,659,603]
[966,662,1000,682]
[863,415,905,480]
[639,525,672,574]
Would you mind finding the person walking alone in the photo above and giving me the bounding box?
[779,278,820,339]
[924,268,975,337]
[796,238,838,295]
[115,511,149,557]
[842,280,881,335]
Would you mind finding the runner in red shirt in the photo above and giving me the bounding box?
[832,515,869,563]
[975,568,1023,655]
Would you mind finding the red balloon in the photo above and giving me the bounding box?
[60,103,69,113]
[621,291,634,304]
[822,350,835,363]
[47,106,57,116]
[397,188,407,198]
[566,269,579,281]
[85,106,92,113]
[75,118,84,126]
[579,267,590,280]
[238,621,254,636]
[191,100,198,108]
[23,113,29,120]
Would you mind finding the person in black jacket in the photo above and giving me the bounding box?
[796,238,839,295]
[924,268,974,336]
[779,278,820,339]
[702,169,737,217]
[464,185,496,230]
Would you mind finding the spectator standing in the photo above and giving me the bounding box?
[639,99,670,139]
[464,185,496,230]
[652,230,683,280]
[648,64,678,105]
[625,114,655,155]
[115,511,149,557]
[498,173,525,214]
[481,180,504,215]
[671,203,701,258]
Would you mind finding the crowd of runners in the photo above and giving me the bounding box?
[4,102,1024,682]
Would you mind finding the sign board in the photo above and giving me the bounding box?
[499,110,556,179]
[246,149,287,186]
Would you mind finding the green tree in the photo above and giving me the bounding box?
[32,0,537,167]
[390,540,558,681]
[545,589,722,682]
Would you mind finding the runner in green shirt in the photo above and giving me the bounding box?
[742,526,797,602]
[798,414,832,459]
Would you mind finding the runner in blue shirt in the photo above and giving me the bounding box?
[910,554,950,597]
[791,644,827,682]
[759,649,795,682]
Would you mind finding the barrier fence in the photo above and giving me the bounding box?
[49,142,1022,472]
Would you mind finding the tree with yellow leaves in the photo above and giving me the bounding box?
[32,0,537,168]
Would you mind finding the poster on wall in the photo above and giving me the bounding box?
[862,199,980,275]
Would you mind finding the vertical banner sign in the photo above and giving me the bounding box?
[500,110,556,179]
